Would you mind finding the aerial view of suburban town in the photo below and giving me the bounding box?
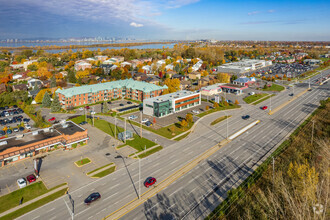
[0,0,329,220]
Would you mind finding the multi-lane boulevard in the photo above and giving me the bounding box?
[17,69,329,220]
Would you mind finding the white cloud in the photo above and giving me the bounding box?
[268,9,275,13]
[248,11,261,16]
[130,22,143,27]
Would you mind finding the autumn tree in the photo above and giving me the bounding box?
[205,105,209,111]
[35,89,51,103]
[214,102,219,108]
[37,67,52,80]
[185,113,193,125]
[180,119,188,128]
[102,102,109,113]
[217,73,230,83]
[50,77,56,88]
[164,78,180,93]
[76,70,90,80]
[235,99,239,105]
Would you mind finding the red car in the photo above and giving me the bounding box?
[26,174,36,183]
[144,177,156,188]
[85,106,90,109]
[262,106,268,110]
[48,117,56,122]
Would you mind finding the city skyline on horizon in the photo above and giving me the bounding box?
[0,0,330,41]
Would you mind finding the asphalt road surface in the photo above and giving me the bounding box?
[17,69,329,220]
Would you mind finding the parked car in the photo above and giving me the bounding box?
[127,101,132,104]
[0,130,5,135]
[249,92,255,95]
[145,121,153,127]
[26,174,36,183]
[144,177,157,188]
[23,118,30,122]
[79,107,83,111]
[25,124,31,129]
[84,192,101,205]
[13,128,19,132]
[19,127,25,131]
[107,101,112,104]
[262,106,268,110]
[48,117,56,122]
[242,115,250,120]
[192,110,199,114]
[7,129,12,134]
[128,115,137,120]
[17,178,27,188]
[119,103,124,106]
[85,106,90,109]
[13,105,18,108]
[289,93,294,96]
[141,118,149,123]
[79,121,88,125]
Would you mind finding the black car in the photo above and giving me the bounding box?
[84,192,101,204]
[289,93,294,96]
[0,130,5,135]
[19,127,25,131]
[119,103,124,106]
[127,101,132,104]
[23,118,30,122]
[13,105,18,108]
[242,115,250,120]
[79,121,87,125]
[107,101,112,104]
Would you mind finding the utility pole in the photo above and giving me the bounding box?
[134,153,141,199]
[92,107,95,127]
[311,120,315,145]
[269,94,272,114]
[124,118,126,144]
[140,111,142,138]
[66,191,74,220]
[114,116,117,139]
[309,77,311,90]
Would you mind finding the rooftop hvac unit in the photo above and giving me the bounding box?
[16,134,24,139]
[0,141,8,146]
[62,123,68,128]
[44,128,50,132]
[32,131,38,135]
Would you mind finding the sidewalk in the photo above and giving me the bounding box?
[0,184,68,218]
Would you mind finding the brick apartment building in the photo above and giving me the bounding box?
[0,121,88,167]
[56,79,168,109]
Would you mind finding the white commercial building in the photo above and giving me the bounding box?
[217,59,272,74]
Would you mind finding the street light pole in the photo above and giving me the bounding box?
[124,118,126,144]
[140,111,142,138]
[269,94,272,114]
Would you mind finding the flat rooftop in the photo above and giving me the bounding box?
[144,90,199,103]
[0,121,85,153]
[221,83,248,89]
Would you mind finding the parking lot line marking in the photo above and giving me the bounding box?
[6,184,11,193]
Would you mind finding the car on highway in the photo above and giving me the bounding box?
[84,192,101,205]
[192,110,200,114]
[48,117,56,122]
[17,178,27,188]
[242,115,250,120]
[141,118,149,123]
[262,106,268,110]
[79,121,88,125]
[128,115,137,120]
[289,93,294,96]
[144,177,156,188]
[26,174,36,183]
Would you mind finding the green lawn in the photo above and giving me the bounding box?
[0,188,68,220]
[91,166,116,178]
[210,115,231,126]
[86,163,114,175]
[253,94,276,105]
[0,182,66,214]
[262,84,285,92]
[197,104,239,118]
[152,122,193,139]
[133,146,163,159]
[126,135,157,152]
[243,93,268,104]
[74,158,91,167]
[69,115,86,124]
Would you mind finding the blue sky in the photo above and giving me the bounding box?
[0,0,329,41]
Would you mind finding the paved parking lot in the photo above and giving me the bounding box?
[0,107,35,138]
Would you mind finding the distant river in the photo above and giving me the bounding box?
[0,42,175,53]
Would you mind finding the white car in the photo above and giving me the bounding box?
[17,178,27,188]
[141,118,149,123]
[192,110,199,114]
[25,124,31,129]
[79,107,84,111]
[249,92,255,95]
[128,115,137,120]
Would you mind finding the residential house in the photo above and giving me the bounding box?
[198,76,214,87]
[42,80,51,88]
[200,84,223,96]
[156,60,165,67]
[85,58,96,62]
[95,55,108,62]
[172,74,186,81]
[100,64,114,75]
[121,61,132,68]
[304,59,322,66]
[0,83,6,94]
[74,61,92,71]
[103,59,114,65]
[192,60,203,72]
[12,84,28,91]
[180,80,192,90]
[59,71,68,77]
[142,65,152,74]
[110,56,124,63]
[28,78,43,89]
[133,72,147,81]
[188,72,201,80]
[23,60,38,71]
[10,64,24,69]
[145,77,160,85]
[166,71,176,78]
[12,74,23,80]
[165,64,174,71]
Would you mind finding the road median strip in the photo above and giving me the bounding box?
[104,120,261,220]
[269,89,309,115]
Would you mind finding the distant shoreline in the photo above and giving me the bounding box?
[0,41,178,51]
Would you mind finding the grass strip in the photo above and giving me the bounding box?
[243,93,268,104]
[91,166,116,178]
[210,115,231,126]
[174,132,191,141]
[86,163,114,175]
[262,83,285,91]
[0,181,51,214]
[197,104,239,118]
[74,158,91,167]
[253,94,276,105]
[0,188,68,220]
[133,146,163,159]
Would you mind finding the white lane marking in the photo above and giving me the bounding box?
[110,183,120,190]
[75,207,91,217]
[104,192,119,201]
[169,159,178,165]
[154,167,162,174]
[88,216,94,219]
[49,216,57,220]
[234,156,239,160]
[32,216,40,220]
[169,186,183,197]
[48,207,55,212]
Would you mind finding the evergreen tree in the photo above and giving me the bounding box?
[102,102,109,113]
[50,76,56,88]
[42,92,52,107]
[67,69,76,83]
[51,93,61,112]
